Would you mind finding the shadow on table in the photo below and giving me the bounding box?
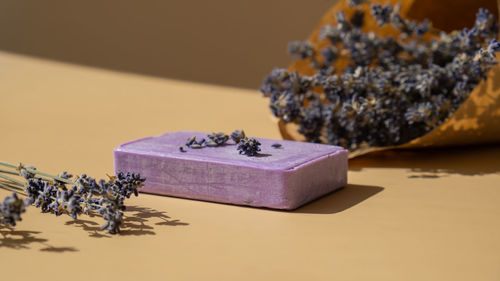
[0,224,78,252]
[65,205,189,238]
[295,184,384,214]
[349,143,500,178]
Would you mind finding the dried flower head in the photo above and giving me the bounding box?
[237,137,262,156]
[0,192,26,226]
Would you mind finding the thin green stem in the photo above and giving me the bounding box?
[24,168,74,185]
[0,161,75,185]
[0,169,19,176]
[27,173,73,185]
[0,174,25,186]
[0,182,27,196]
[0,180,24,189]
[0,161,17,169]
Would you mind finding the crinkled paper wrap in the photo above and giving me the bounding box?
[277,0,500,158]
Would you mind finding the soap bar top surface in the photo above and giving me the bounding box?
[115,131,345,170]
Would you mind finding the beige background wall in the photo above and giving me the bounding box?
[0,0,335,89]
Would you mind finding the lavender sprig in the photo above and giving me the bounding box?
[0,161,145,234]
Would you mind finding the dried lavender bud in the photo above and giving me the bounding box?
[320,24,342,44]
[24,178,42,205]
[179,146,186,152]
[205,140,218,147]
[298,100,324,142]
[237,137,262,156]
[415,19,430,36]
[230,130,246,143]
[288,41,315,60]
[114,171,146,198]
[335,11,352,32]
[390,12,409,33]
[321,46,339,66]
[58,171,72,179]
[475,8,496,37]
[186,136,208,149]
[53,171,73,186]
[185,136,197,147]
[260,68,291,97]
[66,195,82,219]
[370,3,393,26]
[101,209,123,234]
[19,165,36,180]
[207,132,229,146]
[487,39,500,58]
[0,192,26,226]
[271,143,282,148]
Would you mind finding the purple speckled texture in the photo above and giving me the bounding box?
[114,131,348,210]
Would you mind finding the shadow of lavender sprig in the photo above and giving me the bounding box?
[64,218,111,238]
[127,205,189,226]
[0,224,78,252]
[39,246,78,252]
[0,224,47,249]
[64,205,189,238]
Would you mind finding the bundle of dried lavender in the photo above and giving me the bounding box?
[261,2,500,150]
[0,161,145,234]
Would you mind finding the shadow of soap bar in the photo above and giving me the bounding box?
[114,131,348,210]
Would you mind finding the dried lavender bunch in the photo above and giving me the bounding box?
[260,2,500,150]
[0,161,145,234]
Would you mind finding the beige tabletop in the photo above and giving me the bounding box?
[1,51,499,281]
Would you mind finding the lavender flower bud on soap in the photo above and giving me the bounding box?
[114,131,348,210]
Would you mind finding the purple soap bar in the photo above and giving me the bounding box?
[114,131,348,210]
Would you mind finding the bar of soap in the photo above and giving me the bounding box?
[114,131,348,210]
